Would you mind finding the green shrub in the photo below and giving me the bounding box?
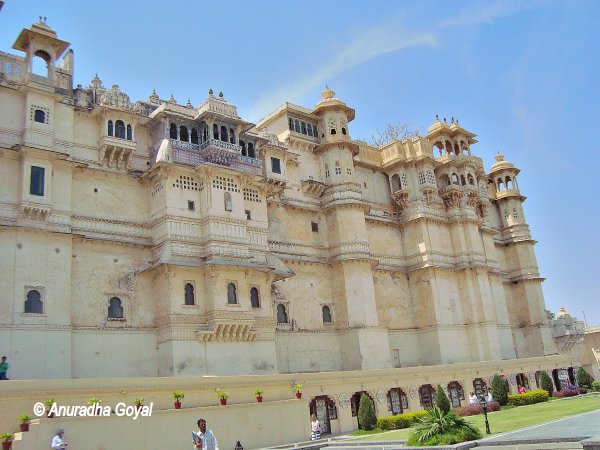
[407,407,482,446]
[540,371,554,397]
[377,410,428,430]
[358,394,377,431]
[507,389,549,406]
[592,380,600,392]
[491,374,508,406]
[576,367,591,388]
[435,385,451,413]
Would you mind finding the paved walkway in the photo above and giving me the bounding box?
[480,409,600,444]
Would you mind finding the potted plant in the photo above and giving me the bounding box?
[254,388,263,403]
[216,391,229,406]
[17,414,31,432]
[172,392,184,409]
[87,397,102,415]
[0,433,13,450]
[134,397,144,411]
[293,384,303,399]
[43,399,56,418]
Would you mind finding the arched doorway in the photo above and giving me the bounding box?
[552,369,562,391]
[309,396,337,435]
[516,373,530,391]
[419,384,436,408]
[351,391,375,428]
[473,378,488,398]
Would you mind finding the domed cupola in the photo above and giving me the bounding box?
[489,153,521,198]
[312,86,355,144]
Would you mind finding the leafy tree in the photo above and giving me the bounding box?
[491,374,508,406]
[435,385,451,413]
[576,367,591,388]
[408,406,481,446]
[540,371,554,397]
[358,394,377,431]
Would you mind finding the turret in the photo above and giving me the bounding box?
[312,87,358,185]
[488,153,526,226]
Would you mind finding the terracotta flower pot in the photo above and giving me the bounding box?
[256,396,263,403]
[2,441,12,450]
[174,401,181,409]
[295,392,302,399]
[20,423,29,432]
[220,398,227,406]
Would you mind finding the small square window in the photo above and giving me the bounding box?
[245,209,251,220]
[188,200,195,211]
[29,166,45,196]
[311,221,319,232]
[271,157,281,174]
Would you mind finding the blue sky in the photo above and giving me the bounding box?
[2,1,599,326]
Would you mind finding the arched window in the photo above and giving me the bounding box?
[497,178,504,191]
[24,289,43,314]
[191,128,199,144]
[220,125,228,142]
[213,124,219,140]
[248,142,255,158]
[440,174,451,188]
[32,50,50,77]
[330,128,336,135]
[180,126,189,142]
[391,174,401,192]
[107,120,114,136]
[227,283,237,304]
[126,124,132,141]
[322,305,332,323]
[301,122,307,134]
[224,192,232,211]
[447,381,464,408]
[294,119,300,133]
[240,140,247,156]
[454,143,460,155]
[170,123,178,139]
[451,173,459,185]
[388,388,408,415]
[341,127,347,135]
[467,174,475,185]
[229,128,235,144]
[250,287,260,308]
[34,109,46,123]
[460,175,466,186]
[115,120,126,139]
[108,297,124,319]
[419,384,435,408]
[277,304,288,323]
[288,118,294,130]
[184,283,195,305]
[506,177,513,189]
[472,378,488,397]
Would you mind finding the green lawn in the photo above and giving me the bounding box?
[349,395,600,442]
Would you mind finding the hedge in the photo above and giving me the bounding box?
[507,389,549,406]
[377,410,428,430]
[453,401,501,416]
[553,388,587,398]
[592,381,600,392]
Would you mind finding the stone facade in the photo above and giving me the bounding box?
[0,20,561,382]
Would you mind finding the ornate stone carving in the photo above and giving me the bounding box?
[391,190,409,210]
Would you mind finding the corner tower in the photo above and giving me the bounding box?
[312,87,391,370]
[488,154,557,357]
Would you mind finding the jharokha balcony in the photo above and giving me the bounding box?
[170,137,262,175]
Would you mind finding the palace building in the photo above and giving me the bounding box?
[0,20,587,444]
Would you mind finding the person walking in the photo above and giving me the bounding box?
[0,356,9,380]
[310,414,321,440]
[51,428,67,449]
[194,418,218,450]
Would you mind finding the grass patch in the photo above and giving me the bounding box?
[349,428,385,436]
[351,395,600,441]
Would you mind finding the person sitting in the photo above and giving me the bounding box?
[468,392,478,405]
[518,385,526,394]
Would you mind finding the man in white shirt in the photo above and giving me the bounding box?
[51,428,67,449]
[195,418,219,450]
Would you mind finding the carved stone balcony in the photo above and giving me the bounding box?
[98,135,136,169]
[301,179,326,197]
[200,138,241,166]
[231,155,262,176]
[440,186,463,209]
[392,189,409,210]
[196,310,256,342]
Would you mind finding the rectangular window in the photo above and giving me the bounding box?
[245,209,251,220]
[188,200,195,211]
[311,221,319,232]
[271,157,281,174]
[30,166,45,196]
